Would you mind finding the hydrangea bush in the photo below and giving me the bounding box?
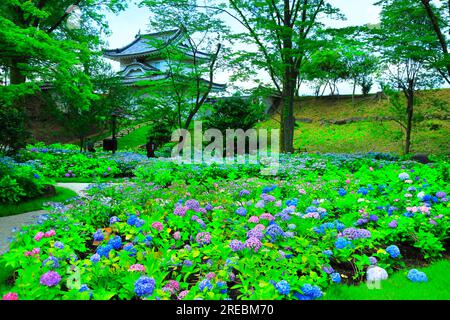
[0,153,448,300]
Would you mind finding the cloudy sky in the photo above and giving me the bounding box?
[103,1,383,95]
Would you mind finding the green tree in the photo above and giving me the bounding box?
[0,0,127,149]
[139,0,228,144]
[419,0,450,84]
[375,0,443,154]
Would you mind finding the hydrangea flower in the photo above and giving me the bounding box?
[196,232,211,246]
[323,249,333,257]
[275,280,290,295]
[173,231,181,240]
[398,172,410,181]
[90,253,101,263]
[436,191,446,199]
[245,237,262,252]
[335,237,352,249]
[152,222,163,231]
[134,276,155,297]
[185,199,200,210]
[294,284,323,300]
[229,240,244,252]
[54,241,64,249]
[260,213,274,221]
[174,206,188,217]
[163,280,180,295]
[93,229,104,242]
[45,229,56,238]
[386,245,401,258]
[96,244,113,258]
[235,207,247,216]
[34,232,45,242]
[246,229,264,240]
[217,281,228,294]
[407,269,428,282]
[127,215,138,226]
[331,273,341,283]
[265,223,284,242]
[129,264,146,272]
[388,220,398,228]
[198,279,213,292]
[342,227,371,240]
[2,292,18,300]
[369,256,377,265]
[110,216,120,224]
[108,236,122,250]
[338,188,347,196]
[239,189,250,197]
[123,243,137,256]
[178,290,189,300]
[42,256,59,269]
[40,271,61,287]
[248,216,260,223]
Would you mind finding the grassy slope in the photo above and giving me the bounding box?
[0,187,77,217]
[117,125,150,150]
[323,260,450,300]
[258,89,450,155]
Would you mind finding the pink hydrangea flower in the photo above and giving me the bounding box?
[369,167,373,171]
[151,222,163,231]
[260,213,274,221]
[245,237,262,252]
[248,216,260,223]
[45,229,56,238]
[298,189,306,195]
[2,292,18,300]
[34,232,45,242]
[254,224,265,231]
[128,264,146,272]
[173,231,181,240]
[206,272,216,280]
[345,179,351,184]
[178,290,189,300]
[163,280,180,295]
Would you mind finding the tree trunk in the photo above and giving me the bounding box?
[10,57,27,85]
[352,79,357,106]
[404,90,414,155]
[280,70,296,153]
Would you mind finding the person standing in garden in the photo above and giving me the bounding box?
[146,139,156,158]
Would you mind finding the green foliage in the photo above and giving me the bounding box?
[0,106,30,154]
[204,96,266,133]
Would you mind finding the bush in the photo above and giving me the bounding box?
[0,106,29,155]
[204,97,266,133]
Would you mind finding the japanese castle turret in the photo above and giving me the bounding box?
[104,29,225,91]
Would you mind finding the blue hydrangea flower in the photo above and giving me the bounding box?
[123,243,137,256]
[331,273,341,284]
[275,280,290,295]
[265,223,284,242]
[90,253,101,263]
[93,229,104,242]
[407,269,428,282]
[217,281,228,294]
[108,236,122,250]
[286,198,298,206]
[335,237,352,250]
[295,284,323,300]
[110,216,120,224]
[357,187,369,196]
[54,241,64,249]
[338,188,347,196]
[369,256,377,265]
[135,218,145,228]
[144,235,153,247]
[323,249,333,257]
[198,279,213,292]
[134,276,155,297]
[96,244,113,258]
[127,215,138,226]
[235,207,247,216]
[42,256,59,269]
[386,245,401,258]
[398,172,410,181]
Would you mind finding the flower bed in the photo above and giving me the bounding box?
[0,154,448,300]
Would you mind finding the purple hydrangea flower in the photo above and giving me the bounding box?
[229,240,244,252]
[39,271,61,287]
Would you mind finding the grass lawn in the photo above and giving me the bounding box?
[118,125,150,150]
[323,260,450,300]
[0,187,77,217]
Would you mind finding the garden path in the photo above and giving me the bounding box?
[0,183,92,255]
